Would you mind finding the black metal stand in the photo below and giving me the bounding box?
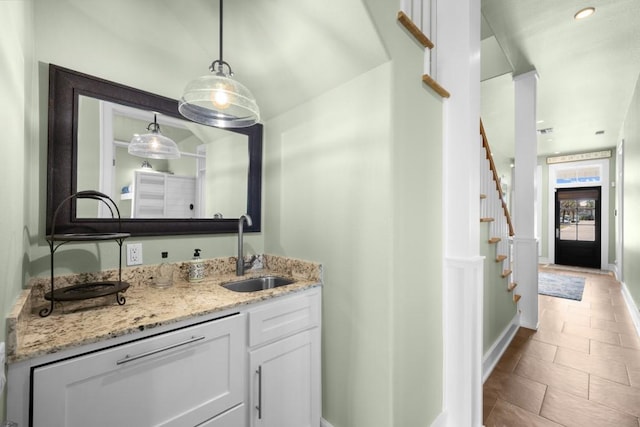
[42,191,131,317]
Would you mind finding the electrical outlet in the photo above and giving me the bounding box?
[126,243,143,266]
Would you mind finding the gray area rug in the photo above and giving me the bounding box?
[538,272,585,301]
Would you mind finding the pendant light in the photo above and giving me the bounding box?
[178,0,260,128]
[128,114,181,159]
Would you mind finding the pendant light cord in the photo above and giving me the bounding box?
[209,0,233,76]
[219,0,224,64]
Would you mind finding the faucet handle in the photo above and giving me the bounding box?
[243,254,258,269]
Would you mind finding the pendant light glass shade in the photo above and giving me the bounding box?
[179,73,260,128]
[179,0,260,128]
[128,115,181,160]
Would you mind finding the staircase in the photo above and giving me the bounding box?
[396,9,450,98]
[479,121,519,304]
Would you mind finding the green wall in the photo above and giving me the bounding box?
[622,75,640,307]
[609,157,617,265]
[481,226,517,353]
[538,159,550,259]
[366,2,444,425]
[264,2,445,425]
[0,0,35,418]
[265,63,394,426]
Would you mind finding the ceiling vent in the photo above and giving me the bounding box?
[537,127,554,135]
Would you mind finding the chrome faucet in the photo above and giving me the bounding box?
[236,214,253,276]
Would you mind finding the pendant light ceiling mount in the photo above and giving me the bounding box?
[179,0,260,128]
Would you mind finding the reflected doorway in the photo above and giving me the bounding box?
[554,187,601,268]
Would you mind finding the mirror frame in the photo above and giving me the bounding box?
[46,64,262,236]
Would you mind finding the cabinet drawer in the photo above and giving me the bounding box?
[249,289,320,347]
[200,403,245,426]
[32,313,245,427]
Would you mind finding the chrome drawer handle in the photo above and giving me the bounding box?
[256,365,263,419]
[116,335,205,365]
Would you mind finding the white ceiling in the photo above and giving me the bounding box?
[480,0,640,167]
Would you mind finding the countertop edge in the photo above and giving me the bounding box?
[8,254,322,364]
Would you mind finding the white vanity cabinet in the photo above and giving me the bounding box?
[247,289,321,427]
[8,287,322,427]
[31,313,246,427]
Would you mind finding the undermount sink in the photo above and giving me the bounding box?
[222,276,295,292]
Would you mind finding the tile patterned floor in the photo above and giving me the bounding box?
[484,267,640,426]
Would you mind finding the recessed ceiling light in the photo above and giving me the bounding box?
[537,120,544,124]
[574,7,595,20]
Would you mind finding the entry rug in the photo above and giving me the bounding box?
[538,272,585,301]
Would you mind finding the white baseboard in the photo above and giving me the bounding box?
[322,411,451,427]
[538,257,551,265]
[610,263,620,280]
[482,313,520,383]
[321,418,335,427]
[620,280,640,337]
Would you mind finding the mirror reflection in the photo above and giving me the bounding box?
[46,64,262,237]
[76,96,248,220]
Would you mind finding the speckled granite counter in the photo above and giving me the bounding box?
[6,254,322,364]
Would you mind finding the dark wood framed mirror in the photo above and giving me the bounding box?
[46,64,262,236]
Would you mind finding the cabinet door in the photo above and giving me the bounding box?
[165,175,196,218]
[133,171,165,218]
[32,314,245,427]
[249,328,320,427]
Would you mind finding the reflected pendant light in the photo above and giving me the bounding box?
[178,0,260,128]
[128,114,181,159]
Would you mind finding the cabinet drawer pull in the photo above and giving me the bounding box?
[116,335,205,365]
[256,365,263,419]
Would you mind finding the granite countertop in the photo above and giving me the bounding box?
[6,254,322,364]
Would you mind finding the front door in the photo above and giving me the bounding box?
[555,187,601,268]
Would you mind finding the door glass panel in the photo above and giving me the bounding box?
[558,198,596,241]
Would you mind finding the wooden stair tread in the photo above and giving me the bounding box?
[488,237,501,244]
[480,194,487,199]
[496,255,508,262]
[480,217,495,223]
[513,294,522,303]
[397,11,435,49]
[422,74,451,98]
[501,269,512,278]
[395,11,450,99]
[508,282,517,292]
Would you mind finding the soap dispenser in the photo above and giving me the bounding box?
[153,251,173,288]
[189,248,205,283]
